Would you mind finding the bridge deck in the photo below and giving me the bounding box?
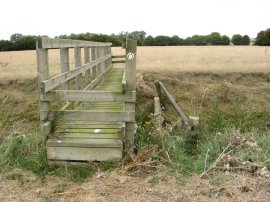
[46,67,125,162]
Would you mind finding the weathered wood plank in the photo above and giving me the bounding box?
[59,111,135,122]
[47,138,122,148]
[124,39,137,151]
[66,124,121,129]
[74,47,82,90]
[122,70,126,94]
[84,47,91,83]
[63,128,119,134]
[41,54,111,93]
[154,97,161,116]
[37,37,112,49]
[154,80,166,110]
[60,48,69,90]
[60,133,120,139]
[42,90,136,102]
[158,81,189,126]
[37,48,50,141]
[47,147,122,161]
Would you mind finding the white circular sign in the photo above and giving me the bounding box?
[127,53,135,60]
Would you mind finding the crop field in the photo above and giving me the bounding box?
[0,46,270,80]
[0,46,270,201]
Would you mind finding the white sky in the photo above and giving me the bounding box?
[0,0,269,40]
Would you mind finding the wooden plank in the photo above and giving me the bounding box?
[42,90,136,102]
[66,124,121,129]
[63,128,119,134]
[60,133,120,139]
[84,47,91,82]
[66,121,122,125]
[154,97,161,116]
[122,70,126,94]
[154,80,166,110]
[41,54,111,93]
[60,48,70,90]
[74,47,82,90]
[91,47,97,79]
[47,138,122,148]
[42,121,52,136]
[37,37,112,49]
[158,81,189,126]
[124,39,137,151]
[47,147,122,161]
[53,111,135,122]
[37,48,50,141]
[112,55,125,58]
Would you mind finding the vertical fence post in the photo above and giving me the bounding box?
[91,47,97,79]
[96,47,101,75]
[37,42,49,142]
[60,48,69,90]
[124,39,137,153]
[74,47,81,90]
[84,47,91,83]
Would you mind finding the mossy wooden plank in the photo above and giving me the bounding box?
[47,138,122,148]
[66,124,121,129]
[60,133,120,139]
[63,128,119,134]
[66,121,122,125]
[47,147,122,161]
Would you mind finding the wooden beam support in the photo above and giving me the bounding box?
[42,90,136,102]
[124,39,137,152]
[60,48,70,90]
[40,111,135,122]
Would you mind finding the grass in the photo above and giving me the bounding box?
[1,46,270,80]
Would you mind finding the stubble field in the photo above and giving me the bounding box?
[0,46,270,80]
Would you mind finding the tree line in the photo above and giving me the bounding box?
[0,28,269,51]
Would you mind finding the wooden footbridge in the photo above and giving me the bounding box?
[36,38,137,162]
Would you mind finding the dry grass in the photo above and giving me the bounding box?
[0,46,270,80]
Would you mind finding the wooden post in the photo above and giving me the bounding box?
[37,45,50,141]
[74,47,81,90]
[154,80,166,110]
[124,39,137,153]
[84,47,91,83]
[97,47,101,75]
[60,48,69,90]
[91,47,97,79]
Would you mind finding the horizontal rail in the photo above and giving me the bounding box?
[40,111,135,122]
[156,80,189,126]
[41,54,111,93]
[42,90,136,102]
[37,37,112,49]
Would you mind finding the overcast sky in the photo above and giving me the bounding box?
[0,0,269,40]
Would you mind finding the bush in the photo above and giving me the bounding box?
[255,28,270,46]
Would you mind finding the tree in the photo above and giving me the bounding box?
[10,33,23,43]
[255,28,270,46]
[231,34,243,45]
[0,40,13,51]
[242,35,250,45]
[221,35,230,45]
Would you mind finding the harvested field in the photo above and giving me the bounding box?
[0,46,270,80]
